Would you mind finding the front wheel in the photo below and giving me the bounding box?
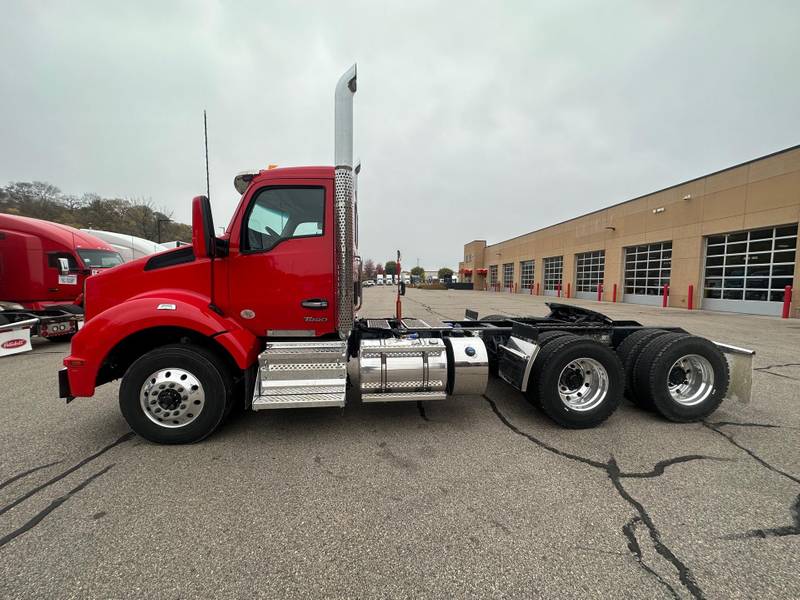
[529,337,624,429]
[119,344,232,444]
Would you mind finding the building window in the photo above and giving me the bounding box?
[489,265,498,287]
[575,250,605,292]
[704,225,797,302]
[520,260,535,290]
[543,256,563,291]
[624,242,672,296]
[503,263,514,287]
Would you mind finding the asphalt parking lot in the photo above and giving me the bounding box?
[1,286,798,599]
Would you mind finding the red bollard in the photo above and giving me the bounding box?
[662,284,669,308]
[536,282,540,295]
[688,284,694,310]
[566,283,571,299]
[782,285,792,319]
[597,283,603,302]
[557,283,561,298]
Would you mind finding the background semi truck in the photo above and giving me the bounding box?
[81,229,169,262]
[0,213,124,343]
[59,66,753,444]
[0,213,123,310]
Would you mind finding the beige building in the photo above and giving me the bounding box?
[459,145,800,317]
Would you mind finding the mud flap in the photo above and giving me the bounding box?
[714,342,755,404]
[498,336,540,393]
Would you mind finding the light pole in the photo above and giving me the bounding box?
[157,217,171,243]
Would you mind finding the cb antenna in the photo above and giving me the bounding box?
[204,110,210,200]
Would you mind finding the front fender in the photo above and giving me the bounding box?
[64,290,259,397]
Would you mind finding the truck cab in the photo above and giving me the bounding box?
[0,213,123,310]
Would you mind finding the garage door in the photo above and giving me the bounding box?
[543,256,563,297]
[575,250,605,300]
[623,242,672,305]
[702,225,797,316]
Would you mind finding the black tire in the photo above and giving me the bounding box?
[482,314,507,321]
[633,334,729,422]
[529,336,624,429]
[631,333,686,409]
[119,344,233,444]
[616,329,669,404]
[524,332,575,407]
[537,331,574,348]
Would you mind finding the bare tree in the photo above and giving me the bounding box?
[364,259,376,279]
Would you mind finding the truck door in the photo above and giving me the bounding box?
[226,180,336,337]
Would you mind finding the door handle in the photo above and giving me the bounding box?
[301,299,328,309]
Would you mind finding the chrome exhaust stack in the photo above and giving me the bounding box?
[334,64,357,338]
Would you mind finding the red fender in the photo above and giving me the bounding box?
[64,290,259,397]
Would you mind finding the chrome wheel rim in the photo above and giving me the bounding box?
[557,358,609,411]
[667,354,714,406]
[140,368,205,428]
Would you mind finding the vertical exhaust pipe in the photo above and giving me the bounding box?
[334,64,357,338]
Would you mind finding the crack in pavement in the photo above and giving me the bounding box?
[0,464,114,549]
[0,432,134,518]
[724,494,800,540]
[706,422,800,541]
[620,455,731,479]
[753,369,800,382]
[702,422,799,486]
[0,460,62,492]
[484,394,708,599]
[402,295,453,321]
[623,517,681,600]
[754,362,800,370]
[706,421,781,429]
[754,363,800,382]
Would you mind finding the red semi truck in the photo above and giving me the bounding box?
[59,66,754,444]
[0,213,124,342]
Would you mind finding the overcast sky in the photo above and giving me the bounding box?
[2,1,799,268]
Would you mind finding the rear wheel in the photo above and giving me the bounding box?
[616,328,669,405]
[529,337,624,428]
[537,330,574,347]
[524,332,575,407]
[120,344,232,444]
[633,335,729,422]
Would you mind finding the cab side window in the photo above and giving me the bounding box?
[244,187,324,252]
[47,252,79,270]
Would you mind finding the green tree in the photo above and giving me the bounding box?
[384,260,397,275]
[438,267,454,282]
[410,266,425,280]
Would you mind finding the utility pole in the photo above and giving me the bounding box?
[157,217,171,243]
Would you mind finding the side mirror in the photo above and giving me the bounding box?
[192,195,216,258]
[58,257,70,276]
[400,281,406,296]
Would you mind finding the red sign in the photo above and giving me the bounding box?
[2,339,27,349]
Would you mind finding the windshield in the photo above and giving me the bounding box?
[77,249,125,268]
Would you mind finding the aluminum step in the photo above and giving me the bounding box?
[361,390,448,403]
[252,340,347,410]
